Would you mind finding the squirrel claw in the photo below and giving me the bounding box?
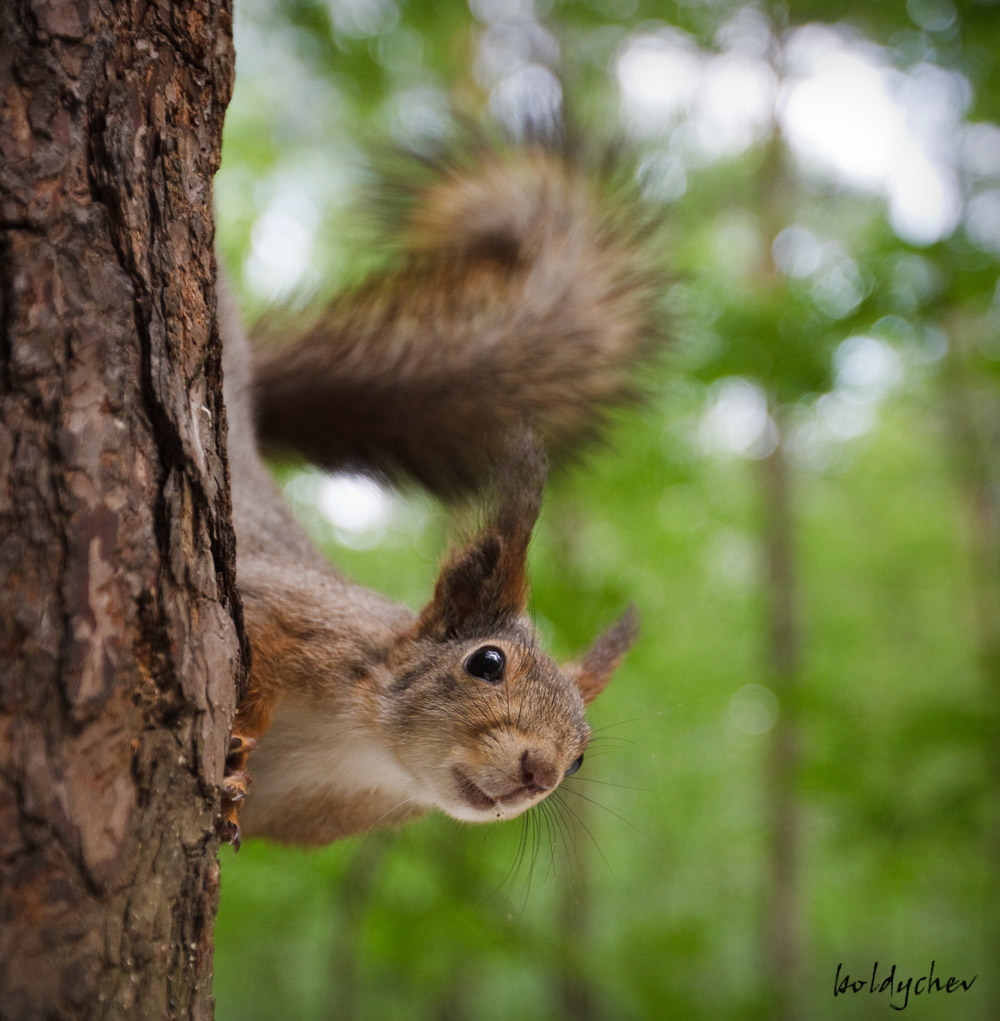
[218,732,256,851]
[216,816,241,853]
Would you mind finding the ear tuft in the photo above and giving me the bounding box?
[566,605,639,704]
[417,432,548,638]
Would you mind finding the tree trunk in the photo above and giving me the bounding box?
[556,805,597,1021]
[0,2,241,1018]
[940,312,1000,1019]
[759,431,803,1021]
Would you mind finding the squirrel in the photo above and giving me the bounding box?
[217,145,657,849]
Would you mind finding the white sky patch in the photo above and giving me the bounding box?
[779,28,966,244]
[786,334,905,471]
[771,226,825,278]
[618,19,971,247]
[781,46,906,188]
[326,0,398,38]
[471,11,562,137]
[616,30,775,157]
[475,18,559,81]
[489,63,563,136]
[694,338,905,474]
[693,52,777,158]
[834,334,904,399]
[387,86,452,144]
[715,4,774,59]
[886,152,963,245]
[284,470,407,550]
[245,188,320,300]
[962,122,1000,178]
[317,474,395,548]
[814,391,876,441]
[469,0,536,23]
[810,257,867,320]
[698,378,778,460]
[616,31,702,132]
[965,189,1000,254]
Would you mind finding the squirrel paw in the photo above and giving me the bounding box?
[218,734,257,852]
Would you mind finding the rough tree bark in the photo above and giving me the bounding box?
[0,2,242,1018]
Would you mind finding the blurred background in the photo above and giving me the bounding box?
[213,0,1000,1017]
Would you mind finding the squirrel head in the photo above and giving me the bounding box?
[379,435,638,824]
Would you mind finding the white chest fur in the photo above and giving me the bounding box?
[246,695,433,819]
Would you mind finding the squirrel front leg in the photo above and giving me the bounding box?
[218,615,283,850]
[216,552,414,848]
[218,735,256,851]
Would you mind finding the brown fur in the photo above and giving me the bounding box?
[251,149,658,498]
[219,146,653,848]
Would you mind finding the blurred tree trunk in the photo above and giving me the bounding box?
[941,313,1000,1017]
[747,105,806,1018]
[325,834,392,1020]
[0,2,242,1018]
[758,432,803,1021]
[557,802,597,1021]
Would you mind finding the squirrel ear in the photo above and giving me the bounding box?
[565,606,639,704]
[417,434,546,638]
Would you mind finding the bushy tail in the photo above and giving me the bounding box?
[251,145,661,497]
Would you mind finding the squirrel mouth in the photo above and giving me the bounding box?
[453,770,498,811]
[453,769,541,812]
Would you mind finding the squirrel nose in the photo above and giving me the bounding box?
[520,749,560,792]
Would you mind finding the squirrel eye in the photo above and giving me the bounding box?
[464,646,505,683]
[565,754,584,777]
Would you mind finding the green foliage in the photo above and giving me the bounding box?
[215,1,1000,1018]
